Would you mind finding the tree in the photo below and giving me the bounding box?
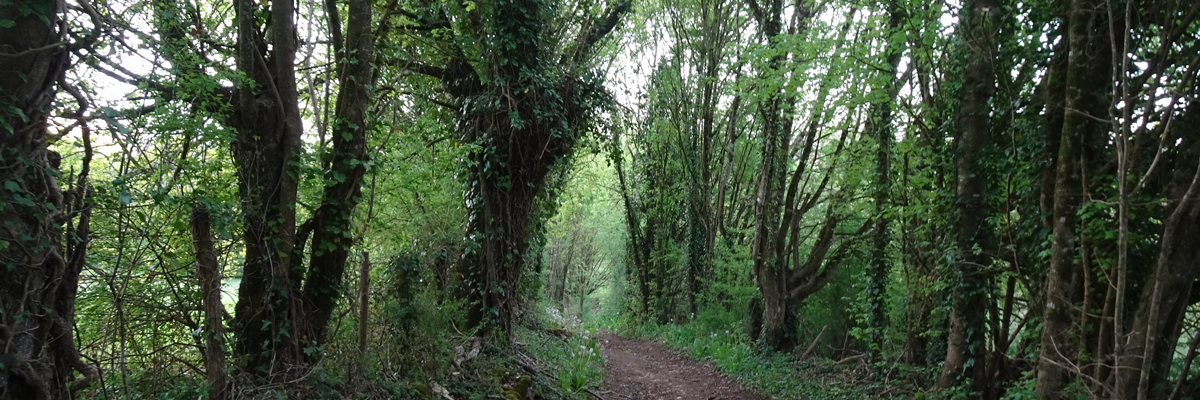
[937,0,1002,392]
[189,203,227,399]
[865,0,907,355]
[1035,0,1110,396]
[225,0,379,375]
[72,0,387,379]
[746,2,871,352]
[0,0,99,397]
[612,126,655,317]
[8,0,1200,397]
[390,0,630,335]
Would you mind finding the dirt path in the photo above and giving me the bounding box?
[598,331,767,400]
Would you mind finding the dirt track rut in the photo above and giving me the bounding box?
[598,331,767,400]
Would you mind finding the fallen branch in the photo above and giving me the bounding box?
[837,354,866,365]
[801,325,828,359]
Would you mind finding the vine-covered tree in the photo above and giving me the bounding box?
[390,0,631,335]
[937,0,1002,392]
[1,1,99,397]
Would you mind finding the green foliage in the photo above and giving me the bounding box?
[541,154,627,318]
[88,370,208,400]
[519,322,605,397]
[805,252,869,358]
[385,252,424,327]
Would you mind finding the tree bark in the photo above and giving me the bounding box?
[358,252,370,353]
[228,0,306,373]
[684,0,735,316]
[0,1,97,397]
[228,0,376,375]
[421,0,628,336]
[938,0,1001,392]
[302,0,375,347]
[1035,0,1109,397]
[714,96,741,240]
[748,0,801,352]
[866,0,906,355]
[612,139,653,317]
[190,204,227,399]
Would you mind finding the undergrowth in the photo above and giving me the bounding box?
[97,288,607,399]
[247,303,605,400]
[518,307,607,399]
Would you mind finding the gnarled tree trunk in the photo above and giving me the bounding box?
[442,0,630,336]
[0,1,97,397]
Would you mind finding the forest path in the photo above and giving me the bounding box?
[597,331,767,400]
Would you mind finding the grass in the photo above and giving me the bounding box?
[517,306,607,399]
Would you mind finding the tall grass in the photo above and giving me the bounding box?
[518,306,607,399]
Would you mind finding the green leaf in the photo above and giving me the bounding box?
[0,20,14,28]
[100,107,130,135]
[3,180,18,192]
[118,191,132,205]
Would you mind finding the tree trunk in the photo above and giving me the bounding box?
[302,0,375,347]
[687,200,706,316]
[714,97,741,240]
[750,3,852,353]
[559,249,570,309]
[190,204,228,399]
[0,1,97,397]
[612,133,653,317]
[938,0,1000,392]
[866,0,906,355]
[751,105,791,349]
[451,0,628,337]
[900,147,935,367]
[685,0,733,315]
[567,218,582,309]
[358,252,371,353]
[747,0,794,351]
[228,0,306,373]
[1035,0,1109,396]
[228,0,375,375]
